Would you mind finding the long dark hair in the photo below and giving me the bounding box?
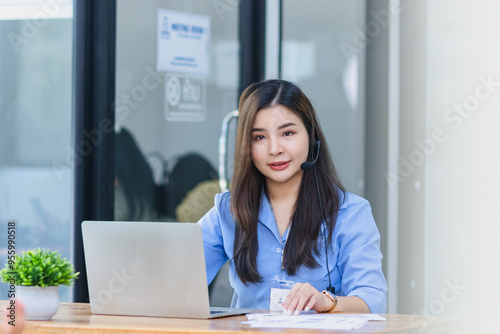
[231,79,345,284]
[115,128,157,220]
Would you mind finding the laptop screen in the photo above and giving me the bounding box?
[82,221,212,318]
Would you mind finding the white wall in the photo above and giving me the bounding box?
[398,0,500,331]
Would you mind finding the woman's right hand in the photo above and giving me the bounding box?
[281,282,333,315]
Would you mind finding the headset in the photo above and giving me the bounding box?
[301,140,335,294]
[300,140,320,171]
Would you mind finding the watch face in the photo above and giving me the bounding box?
[324,290,337,300]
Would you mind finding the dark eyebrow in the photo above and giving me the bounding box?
[252,122,297,133]
[278,122,296,130]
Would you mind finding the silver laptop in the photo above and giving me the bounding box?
[82,220,252,319]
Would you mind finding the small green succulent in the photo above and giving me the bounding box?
[0,248,79,287]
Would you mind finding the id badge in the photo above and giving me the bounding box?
[269,278,295,311]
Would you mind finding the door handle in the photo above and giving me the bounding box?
[219,110,239,192]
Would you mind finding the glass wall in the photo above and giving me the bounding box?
[0,0,74,301]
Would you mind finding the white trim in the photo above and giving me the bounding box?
[387,0,400,314]
[265,0,280,79]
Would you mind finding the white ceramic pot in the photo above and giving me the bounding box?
[16,285,60,320]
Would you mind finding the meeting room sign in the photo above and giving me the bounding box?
[157,9,210,122]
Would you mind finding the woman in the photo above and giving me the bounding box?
[198,79,387,314]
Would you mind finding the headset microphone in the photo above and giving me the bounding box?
[300,140,321,171]
[301,139,336,294]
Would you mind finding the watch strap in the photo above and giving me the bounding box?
[320,290,338,312]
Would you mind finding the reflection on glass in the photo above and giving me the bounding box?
[115,128,157,222]
[114,127,221,223]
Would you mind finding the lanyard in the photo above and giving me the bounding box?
[278,225,290,271]
[267,197,291,272]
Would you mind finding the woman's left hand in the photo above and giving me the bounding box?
[282,282,332,315]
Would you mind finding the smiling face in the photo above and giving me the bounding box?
[250,105,310,189]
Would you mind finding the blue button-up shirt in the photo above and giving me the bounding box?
[197,191,387,313]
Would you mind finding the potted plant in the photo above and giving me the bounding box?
[0,248,79,320]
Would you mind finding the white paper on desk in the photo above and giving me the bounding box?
[246,313,386,321]
[244,313,386,330]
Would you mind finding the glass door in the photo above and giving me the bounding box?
[114,0,239,223]
[114,0,241,306]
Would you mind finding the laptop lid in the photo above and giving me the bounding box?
[82,221,247,319]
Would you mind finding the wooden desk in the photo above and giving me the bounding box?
[3,303,459,334]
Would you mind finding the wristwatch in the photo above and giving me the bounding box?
[320,290,338,312]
